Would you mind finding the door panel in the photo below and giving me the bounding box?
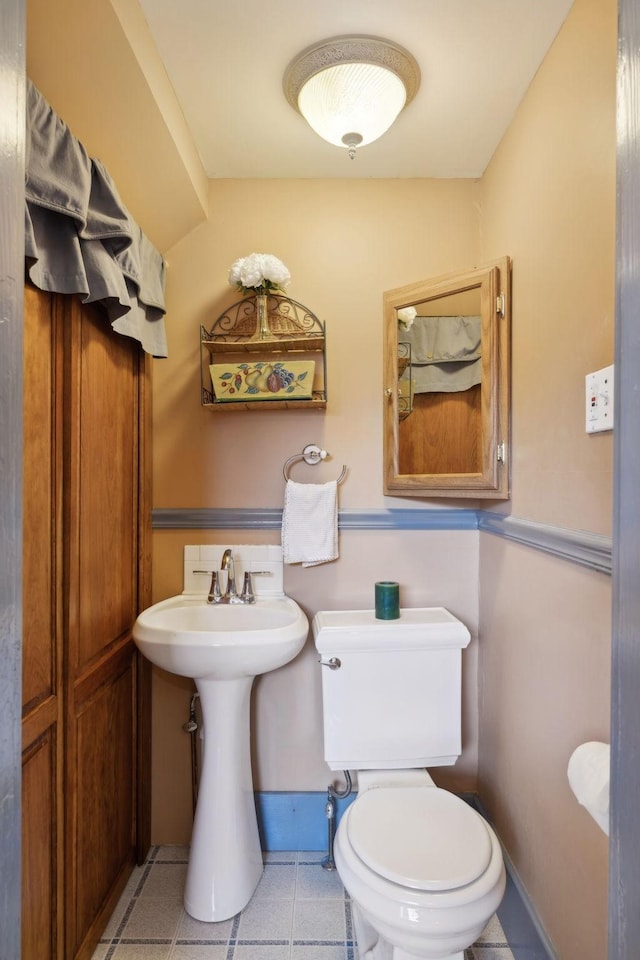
[73,308,138,668]
[72,654,135,949]
[65,297,141,958]
[22,729,60,960]
[22,284,63,960]
[22,284,60,712]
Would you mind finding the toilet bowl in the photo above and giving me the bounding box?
[335,776,505,960]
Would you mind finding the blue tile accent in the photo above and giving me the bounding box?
[175,940,229,946]
[344,898,353,941]
[291,941,350,946]
[255,792,356,851]
[235,940,291,945]
[119,939,172,944]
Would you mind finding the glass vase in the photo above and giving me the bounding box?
[249,293,277,341]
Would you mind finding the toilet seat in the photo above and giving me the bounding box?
[346,787,493,891]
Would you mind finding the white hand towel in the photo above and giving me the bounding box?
[282,479,338,567]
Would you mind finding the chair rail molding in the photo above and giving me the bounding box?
[477,513,612,575]
[152,507,612,575]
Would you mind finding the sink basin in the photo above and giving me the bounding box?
[133,594,308,679]
[132,590,309,923]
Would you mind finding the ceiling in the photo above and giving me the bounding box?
[137,0,574,180]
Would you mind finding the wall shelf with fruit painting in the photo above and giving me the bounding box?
[200,294,327,411]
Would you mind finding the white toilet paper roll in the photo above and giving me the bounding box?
[567,741,610,836]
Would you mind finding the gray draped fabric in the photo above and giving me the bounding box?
[401,315,481,393]
[25,80,168,357]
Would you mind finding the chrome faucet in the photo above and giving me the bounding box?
[194,549,272,604]
[220,548,240,603]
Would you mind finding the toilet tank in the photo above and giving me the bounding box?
[312,608,471,771]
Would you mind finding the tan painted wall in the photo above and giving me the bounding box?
[151,178,483,841]
[154,179,480,511]
[478,0,615,957]
[481,0,615,533]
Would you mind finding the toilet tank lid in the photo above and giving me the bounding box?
[312,608,470,653]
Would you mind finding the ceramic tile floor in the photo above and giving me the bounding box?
[92,846,515,960]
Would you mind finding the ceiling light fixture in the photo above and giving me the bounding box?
[283,36,420,159]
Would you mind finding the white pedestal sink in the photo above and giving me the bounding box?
[133,593,308,921]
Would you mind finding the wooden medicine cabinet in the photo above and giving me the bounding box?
[383,257,511,499]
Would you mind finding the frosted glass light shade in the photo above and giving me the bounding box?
[284,36,420,155]
[298,62,407,148]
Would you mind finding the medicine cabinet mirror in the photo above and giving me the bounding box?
[383,257,511,499]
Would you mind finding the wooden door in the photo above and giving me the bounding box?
[21,285,152,960]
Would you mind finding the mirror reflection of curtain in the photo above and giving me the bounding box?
[400,315,481,393]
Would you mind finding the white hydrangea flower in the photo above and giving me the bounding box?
[261,254,291,288]
[398,306,417,331]
[228,258,244,286]
[228,253,291,293]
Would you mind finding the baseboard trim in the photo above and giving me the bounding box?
[499,846,559,960]
[473,796,558,960]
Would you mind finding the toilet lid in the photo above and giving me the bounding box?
[346,788,493,891]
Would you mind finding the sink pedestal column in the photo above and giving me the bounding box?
[184,676,263,921]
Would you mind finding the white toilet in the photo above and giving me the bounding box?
[312,607,506,960]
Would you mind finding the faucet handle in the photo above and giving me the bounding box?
[240,569,272,604]
[241,571,256,604]
[193,569,222,603]
[208,571,222,603]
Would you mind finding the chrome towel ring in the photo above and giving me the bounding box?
[283,444,347,484]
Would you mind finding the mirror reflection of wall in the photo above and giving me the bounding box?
[399,288,482,475]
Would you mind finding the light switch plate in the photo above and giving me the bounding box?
[585,364,614,433]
